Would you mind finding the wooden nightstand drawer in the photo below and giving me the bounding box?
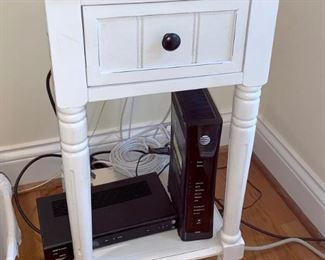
[83,0,249,87]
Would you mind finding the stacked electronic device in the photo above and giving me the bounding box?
[37,173,176,260]
[37,88,223,260]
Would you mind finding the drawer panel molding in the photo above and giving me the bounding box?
[83,0,249,86]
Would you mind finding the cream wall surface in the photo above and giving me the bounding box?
[0,1,234,149]
[261,0,325,181]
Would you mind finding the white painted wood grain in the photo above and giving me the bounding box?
[45,0,88,108]
[98,17,138,72]
[221,85,262,259]
[197,11,236,63]
[57,106,93,260]
[243,0,279,86]
[87,73,243,102]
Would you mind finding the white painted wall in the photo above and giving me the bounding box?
[0,1,233,167]
[260,0,325,182]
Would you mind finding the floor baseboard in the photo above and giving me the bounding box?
[254,116,325,236]
[251,154,323,238]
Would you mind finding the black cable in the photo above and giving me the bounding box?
[90,150,111,165]
[215,198,325,242]
[216,165,262,209]
[91,151,111,157]
[134,146,171,177]
[148,147,170,155]
[130,149,147,154]
[243,180,263,210]
[14,154,62,234]
[215,166,325,242]
[216,196,262,211]
[135,153,149,177]
[157,163,170,176]
[46,70,57,115]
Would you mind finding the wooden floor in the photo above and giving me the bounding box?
[15,150,324,260]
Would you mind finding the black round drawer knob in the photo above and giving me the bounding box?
[162,33,181,51]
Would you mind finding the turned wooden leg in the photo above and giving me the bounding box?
[220,85,262,260]
[57,106,93,260]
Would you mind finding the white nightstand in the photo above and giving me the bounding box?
[44,1,279,259]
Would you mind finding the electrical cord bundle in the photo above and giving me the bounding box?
[108,137,169,178]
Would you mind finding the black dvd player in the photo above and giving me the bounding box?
[37,173,176,260]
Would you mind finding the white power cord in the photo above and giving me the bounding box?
[153,106,171,138]
[119,98,128,141]
[128,97,135,139]
[157,123,170,140]
[89,101,107,145]
[108,137,169,178]
[18,172,61,194]
[103,102,170,178]
[133,106,171,142]
[245,238,325,259]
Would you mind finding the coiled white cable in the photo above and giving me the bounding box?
[245,238,325,259]
[108,137,169,178]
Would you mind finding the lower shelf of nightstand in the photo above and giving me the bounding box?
[91,168,223,260]
[93,207,223,260]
